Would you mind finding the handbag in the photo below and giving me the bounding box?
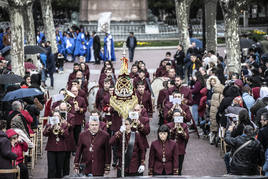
[229,139,253,165]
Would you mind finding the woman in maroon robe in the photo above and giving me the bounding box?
[149,124,179,175]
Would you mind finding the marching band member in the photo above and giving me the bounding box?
[163,90,193,123]
[84,110,107,132]
[43,111,69,178]
[132,104,150,153]
[129,64,139,79]
[74,114,111,176]
[70,79,88,106]
[96,78,111,111]
[135,81,153,117]
[167,109,189,175]
[168,76,193,106]
[99,68,116,88]
[149,124,179,176]
[75,70,88,93]
[58,102,76,176]
[67,63,80,87]
[68,86,87,145]
[133,70,150,92]
[109,118,145,177]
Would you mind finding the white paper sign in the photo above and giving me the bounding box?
[172,98,182,105]
[52,94,64,102]
[129,112,139,120]
[48,116,60,126]
[174,116,184,123]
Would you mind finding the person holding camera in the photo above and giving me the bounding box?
[74,115,111,176]
[109,118,145,177]
[167,109,189,175]
[148,124,179,175]
[224,125,264,175]
[43,111,69,178]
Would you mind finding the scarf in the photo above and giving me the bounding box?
[8,111,30,138]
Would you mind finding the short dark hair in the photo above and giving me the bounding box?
[242,86,251,93]
[208,50,215,55]
[261,112,268,121]
[129,32,134,35]
[166,52,171,56]
[243,125,254,136]
[138,69,145,74]
[74,63,79,67]
[137,81,145,86]
[90,110,100,116]
[0,120,6,130]
[157,124,170,140]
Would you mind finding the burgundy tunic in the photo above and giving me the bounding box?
[109,131,145,174]
[67,72,76,87]
[155,66,165,78]
[51,101,61,110]
[64,113,76,152]
[168,86,193,106]
[163,101,192,123]
[95,88,109,111]
[43,123,69,151]
[133,77,150,92]
[98,74,116,89]
[149,139,179,175]
[166,122,189,155]
[74,130,111,176]
[129,72,138,79]
[157,88,169,108]
[136,90,153,116]
[68,96,87,125]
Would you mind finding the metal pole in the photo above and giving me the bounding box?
[121,117,125,177]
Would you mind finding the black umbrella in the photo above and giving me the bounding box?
[0,74,23,84]
[24,45,47,54]
[240,38,255,49]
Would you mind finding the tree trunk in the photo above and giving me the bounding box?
[23,1,38,66]
[205,0,217,52]
[175,0,191,53]
[220,0,247,74]
[9,4,25,76]
[40,0,57,54]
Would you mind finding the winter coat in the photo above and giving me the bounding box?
[242,92,255,119]
[0,130,17,179]
[11,141,28,165]
[198,87,207,118]
[206,75,221,101]
[250,97,268,117]
[225,131,264,175]
[209,84,224,132]
[46,47,56,74]
[257,125,268,150]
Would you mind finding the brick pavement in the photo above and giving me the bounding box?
[31,48,226,178]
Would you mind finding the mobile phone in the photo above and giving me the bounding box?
[60,111,67,120]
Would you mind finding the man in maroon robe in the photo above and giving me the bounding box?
[67,63,80,88]
[95,79,110,111]
[68,86,87,145]
[70,79,88,106]
[168,76,193,106]
[135,82,153,117]
[74,116,111,176]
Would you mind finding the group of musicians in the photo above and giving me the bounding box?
[43,58,192,178]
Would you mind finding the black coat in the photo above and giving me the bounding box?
[0,130,17,179]
[258,125,268,150]
[93,35,101,51]
[225,131,264,175]
[173,50,185,66]
[46,47,56,74]
[126,36,137,49]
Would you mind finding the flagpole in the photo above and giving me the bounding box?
[121,42,127,177]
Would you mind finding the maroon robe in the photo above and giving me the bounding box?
[155,66,165,78]
[168,86,193,106]
[68,96,87,125]
[95,88,109,111]
[166,122,189,155]
[74,130,111,176]
[157,88,169,109]
[98,74,116,89]
[109,131,145,174]
[136,116,150,149]
[136,90,153,116]
[148,139,179,175]
[64,113,76,152]
[163,100,192,123]
[43,123,69,151]
[129,72,138,79]
[67,72,76,87]
[67,80,88,94]
[52,101,61,110]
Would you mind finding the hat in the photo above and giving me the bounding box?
[234,79,243,89]
[5,129,17,138]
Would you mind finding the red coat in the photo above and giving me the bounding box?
[20,110,34,134]
[12,141,28,165]
[168,86,193,106]
[198,87,207,118]
[166,122,189,155]
[68,96,87,125]
[136,90,153,116]
[163,101,192,123]
[149,139,179,175]
[109,131,145,174]
[74,130,111,176]
[43,123,69,151]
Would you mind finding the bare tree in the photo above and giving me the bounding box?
[175,0,193,53]
[23,0,38,66]
[220,0,248,73]
[205,0,218,52]
[40,0,57,54]
[7,0,26,76]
